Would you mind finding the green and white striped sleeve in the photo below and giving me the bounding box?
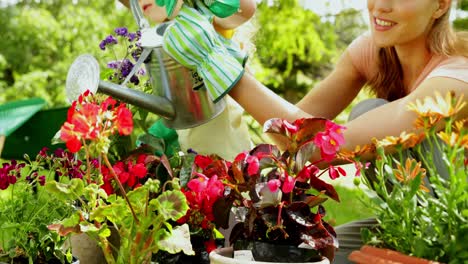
[162,4,244,103]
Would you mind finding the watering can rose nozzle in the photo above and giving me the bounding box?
[65,54,175,120]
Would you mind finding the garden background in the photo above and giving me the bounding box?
[0,0,467,226]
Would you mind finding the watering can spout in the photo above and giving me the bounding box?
[98,80,175,119]
[65,53,226,129]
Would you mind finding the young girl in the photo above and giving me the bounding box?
[119,0,257,160]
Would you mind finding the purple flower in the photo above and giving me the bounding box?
[120,59,134,77]
[130,75,140,85]
[99,35,118,50]
[99,40,106,50]
[39,147,49,157]
[105,35,118,45]
[138,68,146,75]
[107,61,120,69]
[128,32,138,42]
[38,176,46,186]
[187,148,198,154]
[115,27,128,37]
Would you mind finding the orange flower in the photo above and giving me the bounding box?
[438,131,468,148]
[375,131,425,149]
[407,91,466,129]
[394,158,429,192]
[339,144,375,159]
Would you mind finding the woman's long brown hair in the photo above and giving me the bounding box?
[367,4,468,101]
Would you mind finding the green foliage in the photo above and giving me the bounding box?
[252,0,366,103]
[0,172,74,263]
[47,177,192,264]
[357,93,468,263]
[459,0,468,10]
[453,17,468,30]
[323,184,375,227]
[454,0,468,30]
[0,1,135,107]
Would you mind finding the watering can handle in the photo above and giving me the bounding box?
[130,0,150,30]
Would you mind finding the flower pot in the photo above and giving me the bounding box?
[70,227,120,264]
[209,247,330,264]
[348,246,441,264]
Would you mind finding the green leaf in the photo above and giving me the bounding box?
[45,179,84,201]
[152,190,188,221]
[157,224,195,255]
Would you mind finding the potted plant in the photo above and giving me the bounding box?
[43,91,194,264]
[347,91,467,263]
[193,117,361,263]
[0,149,78,264]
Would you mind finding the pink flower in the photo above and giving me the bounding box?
[325,121,346,146]
[283,120,299,134]
[187,174,209,193]
[282,175,296,194]
[314,132,339,161]
[246,155,260,176]
[297,165,319,182]
[328,165,346,180]
[267,179,281,192]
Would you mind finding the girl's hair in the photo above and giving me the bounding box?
[367,4,468,101]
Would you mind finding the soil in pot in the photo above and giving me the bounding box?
[210,246,330,264]
[152,236,224,264]
[233,240,324,263]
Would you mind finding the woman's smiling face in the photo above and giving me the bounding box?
[367,0,442,47]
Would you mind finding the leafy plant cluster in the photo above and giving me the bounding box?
[351,91,468,263]
[0,149,77,264]
[175,117,361,262]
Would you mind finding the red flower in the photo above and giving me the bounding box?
[60,91,134,154]
[116,104,133,136]
[204,239,217,253]
[194,155,213,170]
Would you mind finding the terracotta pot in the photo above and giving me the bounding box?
[70,228,120,264]
[209,247,330,264]
[348,245,442,264]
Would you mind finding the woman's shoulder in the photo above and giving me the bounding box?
[427,55,468,84]
[346,32,379,81]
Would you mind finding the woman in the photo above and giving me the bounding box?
[162,0,467,262]
[226,0,468,156]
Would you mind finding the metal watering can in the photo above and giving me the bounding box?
[65,0,225,129]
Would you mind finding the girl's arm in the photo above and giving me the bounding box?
[212,0,256,29]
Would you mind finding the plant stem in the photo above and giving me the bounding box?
[83,142,91,184]
[103,154,140,224]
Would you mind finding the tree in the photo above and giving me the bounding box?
[251,0,366,103]
[453,0,468,30]
[0,1,135,106]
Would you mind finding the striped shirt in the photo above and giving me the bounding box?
[162,4,245,103]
